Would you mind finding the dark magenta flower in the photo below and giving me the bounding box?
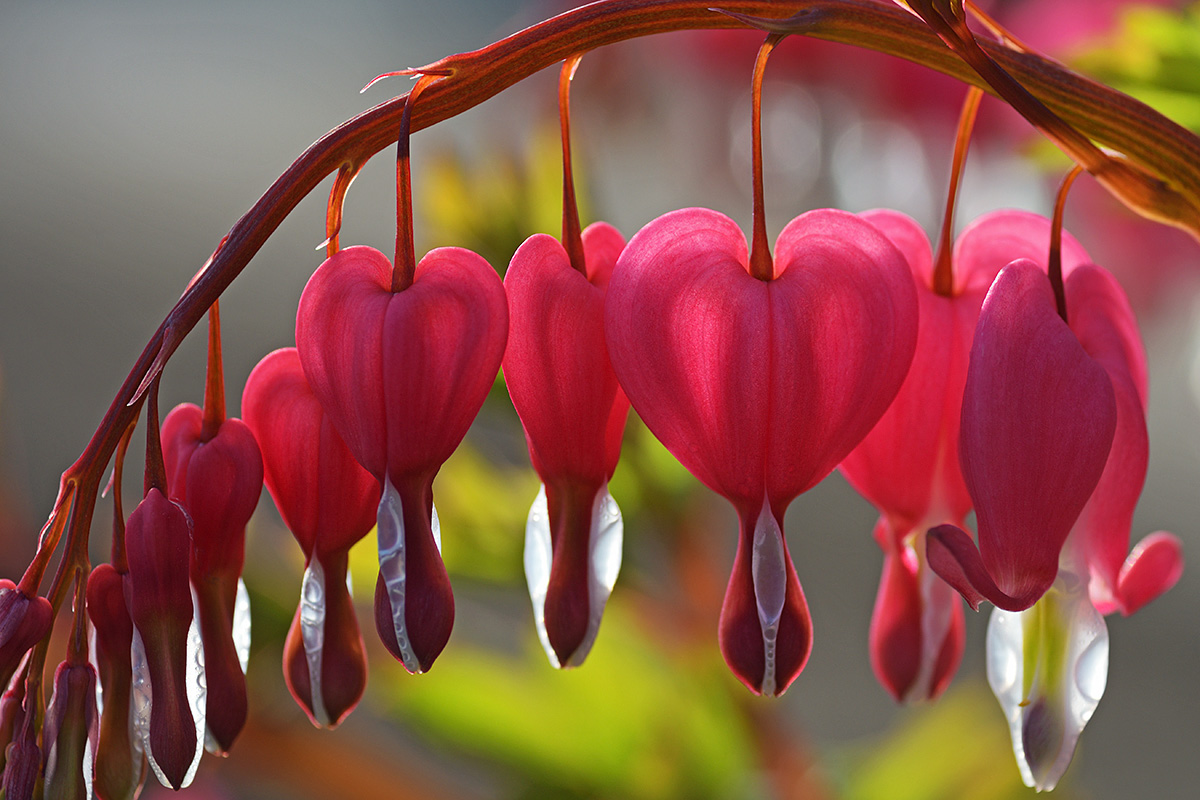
[86,563,146,800]
[41,656,99,799]
[243,347,380,728]
[605,207,917,695]
[123,487,202,789]
[504,222,629,668]
[0,582,51,696]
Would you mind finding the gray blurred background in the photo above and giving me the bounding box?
[1,1,1197,798]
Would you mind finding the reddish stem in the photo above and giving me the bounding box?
[200,301,226,442]
[394,74,441,293]
[932,85,983,296]
[1050,165,1084,324]
[325,161,361,259]
[67,568,88,666]
[110,416,138,573]
[748,33,783,282]
[144,377,167,496]
[560,55,587,276]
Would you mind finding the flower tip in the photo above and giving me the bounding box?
[373,570,453,675]
[1115,531,1184,615]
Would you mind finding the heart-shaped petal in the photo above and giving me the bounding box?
[296,245,507,483]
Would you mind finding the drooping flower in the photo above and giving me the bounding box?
[41,654,99,799]
[0,581,52,694]
[837,208,1093,702]
[122,486,203,790]
[936,232,1184,790]
[504,222,629,668]
[605,207,917,695]
[242,347,381,728]
[161,401,263,754]
[296,244,508,673]
[87,563,146,800]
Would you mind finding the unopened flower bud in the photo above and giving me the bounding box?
[86,564,146,800]
[123,487,198,789]
[0,579,53,692]
[42,658,99,800]
[2,713,41,800]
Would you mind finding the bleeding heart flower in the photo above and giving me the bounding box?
[838,208,1094,702]
[979,258,1183,792]
[605,207,918,695]
[161,402,262,754]
[242,347,380,728]
[123,487,203,790]
[504,222,630,668]
[296,244,507,673]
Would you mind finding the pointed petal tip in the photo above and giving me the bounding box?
[719,506,812,697]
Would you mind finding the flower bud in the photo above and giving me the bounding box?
[2,713,40,800]
[42,658,99,800]
[0,670,26,774]
[0,579,53,692]
[163,403,262,755]
[123,487,198,789]
[86,564,146,800]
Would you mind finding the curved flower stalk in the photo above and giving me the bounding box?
[242,347,381,728]
[606,207,918,695]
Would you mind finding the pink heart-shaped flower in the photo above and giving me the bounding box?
[605,207,917,694]
[296,245,507,673]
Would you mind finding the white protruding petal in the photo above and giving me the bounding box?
[523,484,557,668]
[299,558,330,727]
[523,484,624,669]
[129,629,153,781]
[377,477,420,673]
[987,571,1109,792]
[751,498,787,697]
[233,577,252,675]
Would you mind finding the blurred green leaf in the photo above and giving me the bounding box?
[377,598,760,800]
[1074,3,1200,132]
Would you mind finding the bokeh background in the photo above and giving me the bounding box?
[1,1,1198,798]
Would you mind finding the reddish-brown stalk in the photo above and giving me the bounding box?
[32,0,1200,680]
[394,73,443,293]
[560,55,587,276]
[67,569,88,666]
[932,85,983,296]
[748,33,783,282]
[325,161,362,259]
[109,418,138,573]
[1050,165,1085,324]
[143,377,167,497]
[200,301,226,442]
